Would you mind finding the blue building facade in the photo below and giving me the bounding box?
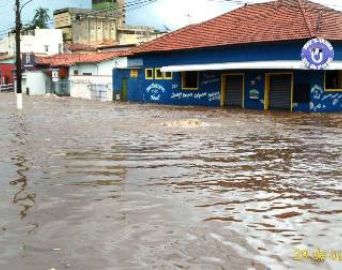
[113,41,342,112]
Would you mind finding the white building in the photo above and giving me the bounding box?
[33,50,136,100]
[22,71,49,95]
[0,28,63,57]
[68,52,136,102]
[0,28,63,95]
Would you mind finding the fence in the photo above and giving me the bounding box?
[90,83,111,102]
[0,84,14,92]
[70,76,113,102]
[46,79,70,96]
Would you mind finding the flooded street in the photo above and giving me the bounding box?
[0,93,341,270]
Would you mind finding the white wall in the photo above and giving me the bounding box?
[22,71,47,95]
[70,75,113,102]
[0,28,63,57]
[68,57,130,102]
[0,37,12,55]
[69,57,128,77]
[69,64,98,76]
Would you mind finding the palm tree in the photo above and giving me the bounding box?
[31,8,50,29]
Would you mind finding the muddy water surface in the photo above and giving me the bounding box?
[0,93,341,270]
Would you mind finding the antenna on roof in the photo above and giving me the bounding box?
[185,11,192,26]
[316,10,323,33]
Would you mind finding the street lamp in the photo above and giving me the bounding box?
[15,0,34,110]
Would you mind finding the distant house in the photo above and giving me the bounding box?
[35,49,133,100]
[0,28,64,92]
[68,50,132,101]
[0,53,14,92]
[113,0,342,113]
[0,53,13,83]
[0,28,63,57]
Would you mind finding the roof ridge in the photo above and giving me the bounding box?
[297,0,315,37]
[133,0,298,55]
[133,24,199,53]
[131,0,342,55]
[133,2,264,53]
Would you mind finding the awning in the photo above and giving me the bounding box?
[160,61,342,72]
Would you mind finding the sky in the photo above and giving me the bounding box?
[1,0,342,35]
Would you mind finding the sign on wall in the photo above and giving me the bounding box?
[301,38,334,70]
[52,69,59,82]
[22,53,35,69]
[130,69,139,78]
[249,89,260,100]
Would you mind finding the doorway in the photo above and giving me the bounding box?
[222,74,244,108]
[122,78,128,102]
[265,73,293,111]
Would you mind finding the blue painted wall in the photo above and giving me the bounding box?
[113,41,342,112]
[309,71,342,112]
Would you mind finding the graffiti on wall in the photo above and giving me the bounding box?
[310,84,342,112]
[90,83,111,102]
[322,92,342,107]
[247,74,262,99]
[171,91,220,102]
[146,83,166,101]
[172,84,179,90]
[201,72,220,86]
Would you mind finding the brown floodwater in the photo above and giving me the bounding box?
[0,93,341,270]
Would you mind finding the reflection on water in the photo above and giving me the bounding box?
[0,93,341,270]
[10,155,36,220]
[10,114,36,220]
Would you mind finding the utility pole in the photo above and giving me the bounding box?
[15,0,23,110]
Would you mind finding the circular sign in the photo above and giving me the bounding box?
[301,38,334,70]
[302,38,335,70]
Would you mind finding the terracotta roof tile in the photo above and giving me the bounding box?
[36,50,132,67]
[133,0,342,54]
[0,52,12,61]
[67,43,97,52]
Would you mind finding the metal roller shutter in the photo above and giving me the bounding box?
[269,75,292,110]
[225,75,243,107]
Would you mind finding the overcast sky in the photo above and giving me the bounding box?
[1,0,342,35]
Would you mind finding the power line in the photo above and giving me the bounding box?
[209,0,342,11]
[1,0,160,36]
[75,0,159,18]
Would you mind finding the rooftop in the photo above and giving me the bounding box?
[36,50,132,67]
[53,7,123,19]
[133,0,342,54]
[53,8,92,16]
[0,52,12,61]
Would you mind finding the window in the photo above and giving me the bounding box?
[182,71,199,90]
[293,83,310,103]
[130,69,139,78]
[325,71,342,91]
[73,70,79,75]
[164,71,172,80]
[155,68,163,80]
[145,68,153,80]
[44,45,49,53]
[145,68,172,80]
[25,54,31,63]
[82,73,92,76]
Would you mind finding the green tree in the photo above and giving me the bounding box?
[31,8,50,29]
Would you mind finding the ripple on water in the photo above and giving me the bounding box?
[0,94,341,270]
